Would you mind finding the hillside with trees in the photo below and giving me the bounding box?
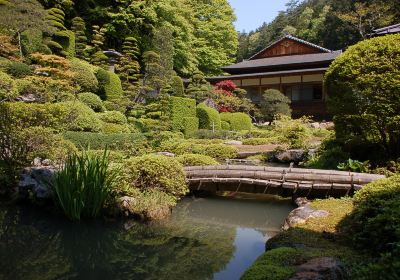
[237,0,400,61]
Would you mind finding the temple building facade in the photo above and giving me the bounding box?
[209,35,342,119]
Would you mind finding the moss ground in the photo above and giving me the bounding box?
[241,198,371,280]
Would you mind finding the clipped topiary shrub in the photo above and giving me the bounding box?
[183,117,199,137]
[21,28,50,55]
[78,92,105,112]
[197,103,221,130]
[169,96,197,133]
[123,155,188,197]
[5,61,32,78]
[70,58,98,93]
[98,110,127,125]
[101,122,131,134]
[220,112,252,131]
[176,154,219,166]
[59,101,102,132]
[221,121,230,130]
[0,71,18,99]
[171,75,184,96]
[103,72,124,101]
[63,131,145,150]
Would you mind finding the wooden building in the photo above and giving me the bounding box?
[372,23,400,36]
[209,35,342,119]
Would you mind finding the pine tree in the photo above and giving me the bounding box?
[90,25,108,67]
[117,37,141,101]
[71,17,88,59]
[186,71,211,102]
[46,7,69,56]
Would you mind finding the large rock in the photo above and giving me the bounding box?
[283,198,329,230]
[289,257,346,280]
[18,166,56,199]
[274,149,306,163]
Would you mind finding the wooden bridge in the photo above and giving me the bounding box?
[185,165,385,199]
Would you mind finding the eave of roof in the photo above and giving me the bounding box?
[248,34,332,60]
[208,67,329,81]
[373,23,400,34]
[223,51,341,72]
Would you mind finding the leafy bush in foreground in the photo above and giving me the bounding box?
[220,112,252,131]
[51,150,115,220]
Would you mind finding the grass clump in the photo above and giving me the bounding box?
[50,150,115,220]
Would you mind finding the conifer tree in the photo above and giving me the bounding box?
[90,25,108,67]
[117,36,141,99]
[46,7,68,56]
[71,17,88,59]
[186,71,211,102]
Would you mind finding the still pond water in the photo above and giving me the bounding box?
[0,195,293,280]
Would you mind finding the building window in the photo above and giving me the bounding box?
[284,84,322,102]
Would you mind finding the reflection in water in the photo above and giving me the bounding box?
[0,195,293,280]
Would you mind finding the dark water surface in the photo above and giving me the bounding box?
[0,195,293,280]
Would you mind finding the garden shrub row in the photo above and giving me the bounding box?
[63,131,145,150]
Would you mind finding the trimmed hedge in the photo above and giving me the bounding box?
[171,75,184,96]
[169,96,197,133]
[78,92,105,112]
[220,112,252,131]
[221,121,230,130]
[103,72,123,101]
[183,117,199,137]
[63,131,145,150]
[176,154,219,166]
[71,58,98,93]
[101,123,131,134]
[197,103,221,130]
[98,111,127,124]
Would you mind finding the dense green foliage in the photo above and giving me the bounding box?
[4,61,33,78]
[260,89,292,122]
[220,112,252,131]
[169,96,197,133]
[183,117,199,137]
[51,150,114,220]
[123,155,188,197]
[98,111,127,125]
[78,92,105,112]
[63,132,144,150]
[176,154,219,166]
[102,72,124,101]
[326,34,400,160]
[70,59,98,93]
[197,103,221,130]
[0,71,18,100]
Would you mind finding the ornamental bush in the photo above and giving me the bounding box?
[325,34,400,159]
[78,92,105,112]
[103,71,124,101]
[169,96,197,132]
[98,110,127,125]
[60,101,102,132]
[101,123,131,134]
[123,155,188,197]
[5,61,33,78]
[71,58,99,93]
[197,103,221,130]
[0,71,18,100]
[176,154,220,166]
[171,76,184,96]
[261,89,291,122]
[220,112,252,131]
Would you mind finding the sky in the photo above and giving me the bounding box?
[228,0,289,32]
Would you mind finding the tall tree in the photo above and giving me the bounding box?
[71,17,88,59]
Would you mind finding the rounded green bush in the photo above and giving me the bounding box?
[101,123,130,134]
[220,112,252,131]
[344,175,400,255]
[71,58,99,93]
[124,155,188,197]
[0,71,18,99]
[176,154,220,166]
[5,61,33,78]
[78,92,105,112]
[58,101,102,132]
[197,103,221,130]
[221,121,230,130]
[98,111,127,125]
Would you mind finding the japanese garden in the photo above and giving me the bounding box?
[0,0,399,279]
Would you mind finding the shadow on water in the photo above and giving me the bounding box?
[0,195,293,280]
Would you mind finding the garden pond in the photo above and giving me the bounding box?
[0,195,293,280]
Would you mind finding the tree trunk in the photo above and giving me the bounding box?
[17,31,23,59]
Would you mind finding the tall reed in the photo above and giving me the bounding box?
[51,149,114,220]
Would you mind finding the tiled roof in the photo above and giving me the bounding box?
[223,51,342,72]
[248,34,332,60]
[373,23,400,35]
[208,67,328,81]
